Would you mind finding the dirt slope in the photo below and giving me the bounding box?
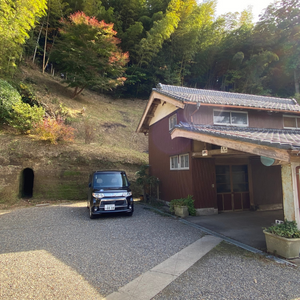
[0,65,149,207]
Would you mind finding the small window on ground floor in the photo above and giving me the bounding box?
[170,154,189,170]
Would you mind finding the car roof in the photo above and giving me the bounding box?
[93,170,125,174]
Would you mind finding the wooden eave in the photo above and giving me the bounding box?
[192,149,249,158]
[184,101,300,114]
[136,91,185,134]
[171,127,299,163]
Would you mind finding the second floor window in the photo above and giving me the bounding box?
[169,114,177,130]
[213,110,248,126]
[283,115,300,129]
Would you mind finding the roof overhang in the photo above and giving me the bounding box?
[171,127,300,163]
[136,91,185,134]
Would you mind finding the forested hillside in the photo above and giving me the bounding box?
[2,0,300,100]
[1,0,300,146]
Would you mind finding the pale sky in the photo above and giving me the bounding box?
[215,0,276,23]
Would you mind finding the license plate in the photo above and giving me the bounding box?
[104,204,115,211]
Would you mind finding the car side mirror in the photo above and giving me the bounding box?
[128,182,131,186]
[89,183,91,188]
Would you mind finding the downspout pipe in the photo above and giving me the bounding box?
[190,102,200,124]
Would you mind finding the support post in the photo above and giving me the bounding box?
[281,163,300,229]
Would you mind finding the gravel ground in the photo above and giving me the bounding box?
[0,202,204,299]
[2,202,300,300]
[152,241,300,300]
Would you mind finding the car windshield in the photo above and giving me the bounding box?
[93,173,129,189]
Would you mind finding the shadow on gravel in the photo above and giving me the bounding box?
[0,202,204,297]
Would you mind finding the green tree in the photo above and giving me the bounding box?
[136,0,185,67]
[233,51,279,94]
[0,0,46,73]
[160,0,216,85]
[253,0,300,96]
[51,11,129,98]
[186,7,255,91]
[0,79,21,120]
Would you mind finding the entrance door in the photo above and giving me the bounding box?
[216,165,250,211]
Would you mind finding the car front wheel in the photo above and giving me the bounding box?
[126,203,134,216]
[89,206,95,219]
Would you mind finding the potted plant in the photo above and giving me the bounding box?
[263,220,300,259]
[170,195,196,218]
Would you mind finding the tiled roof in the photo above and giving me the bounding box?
[176,122,300,150]
[154,83,300,112]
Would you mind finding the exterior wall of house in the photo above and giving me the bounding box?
[250,157,283,208]
[248,111,283,129]
[185,105,286,129]
[149,110,194,203]
[149,110,218,209]
[184,106,213,125]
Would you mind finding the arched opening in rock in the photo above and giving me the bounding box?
[22,168,34,198]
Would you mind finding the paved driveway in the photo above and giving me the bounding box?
[186,210,284,250]
[0,202,204,299]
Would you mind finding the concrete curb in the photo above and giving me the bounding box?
[104,235,222,300]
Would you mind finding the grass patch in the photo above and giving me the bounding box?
[63,170,82,176]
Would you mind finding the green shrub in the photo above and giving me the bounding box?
[18,82,39,106]
[170,195,196,216]
[0,79,21,120]
[9,101,44,133]
[264,220,300,238]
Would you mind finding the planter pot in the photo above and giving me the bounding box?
[263,230,300,259]
[174,206,189,218]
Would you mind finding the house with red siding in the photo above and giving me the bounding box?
[137,84,300,227]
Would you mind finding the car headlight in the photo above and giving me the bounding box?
[122,191,132,197]
[92,193,105,199]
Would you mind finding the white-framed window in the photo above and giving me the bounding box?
[169,114,177,130]
[170,154,189,170]
[283,115,300,129]
[213,110,248,126]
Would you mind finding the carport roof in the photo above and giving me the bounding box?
[154,84,300,112]
[174,122,300,150]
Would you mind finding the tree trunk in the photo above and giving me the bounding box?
[43,34,56,73]
[43,1,50,74]
[33,21,44,64]
[72,85,86,99]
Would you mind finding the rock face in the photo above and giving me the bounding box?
[0,156,141,204]
[0,136,142,205]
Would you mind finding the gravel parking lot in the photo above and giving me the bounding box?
[1,202,300,300]
[153,242,300,300]
[0,202,204,299]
